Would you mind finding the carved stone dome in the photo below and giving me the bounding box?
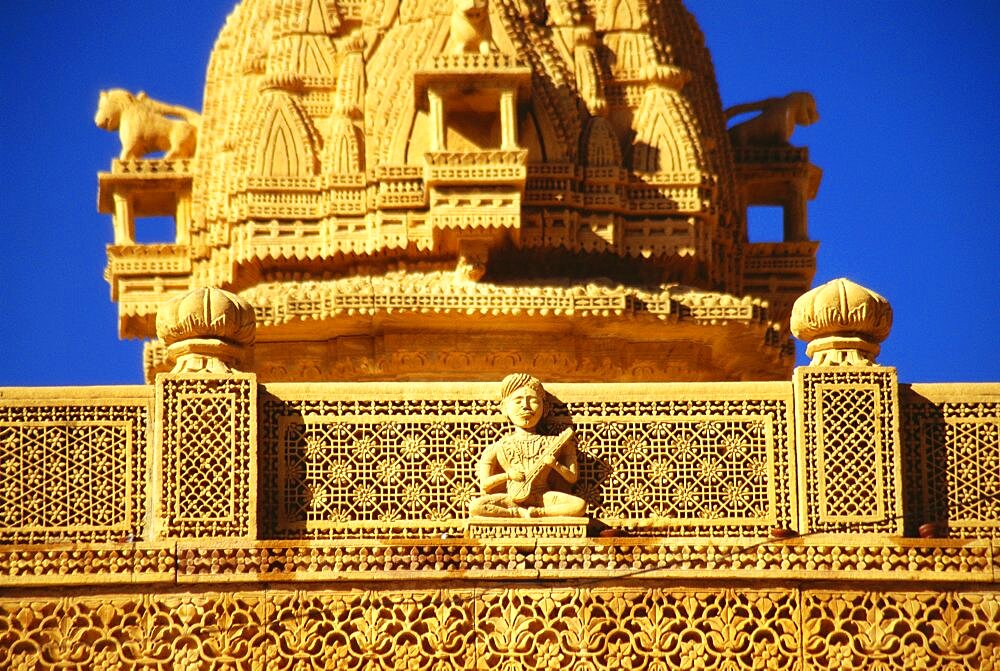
[98,0,823,383]
[191,0,740,289]
[156,287,257,373]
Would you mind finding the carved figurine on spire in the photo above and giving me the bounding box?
[469,374,587,518]
[725,91,818,147]
[94,88,201,160]
[446,0,495,55]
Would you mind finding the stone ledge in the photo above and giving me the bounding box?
[466,517,588,544]
[0,537,994,587]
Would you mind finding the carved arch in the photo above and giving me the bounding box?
[603,32,651,78]
[378,18,447,165]
[528,99,570,162]
[582,117,622,167]
[302,0,339,34]
[630,87,702,174]
[519,110,545,162]
[249,94,319,177]
[597,0,646,31]
[295,36,336,77]
[404,110,431,164]
[324,117,364,173]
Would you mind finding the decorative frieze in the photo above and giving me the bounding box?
[0,586,996,670]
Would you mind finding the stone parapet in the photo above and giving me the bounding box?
[794,366,904,535]
[0,386,151,545]
[258,381,799,539]
[152,374,257,540]
[2,379,997,545]
[902,383,1000,538]
[0,363,998,670]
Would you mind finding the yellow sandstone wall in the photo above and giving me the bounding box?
[0,375,997,669]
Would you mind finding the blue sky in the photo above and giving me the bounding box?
[1,1,997,385]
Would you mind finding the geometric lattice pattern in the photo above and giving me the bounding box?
[572,414,782,528]
[945,419,1000,526]
[902,385,1000,538]
[795,368,902,534]
[0,398,148,544]
[158,375,255,538]
[274,411,504,535]
[262,387,794,538]
[0,587,996,670]
[816,384,883,522]
[175,395,236,523]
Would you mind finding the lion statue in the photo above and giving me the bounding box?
[725,92,818,147]
[94,89,201,160]
[446,0,494,55]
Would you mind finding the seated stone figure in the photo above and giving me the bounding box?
[469,373,587,518]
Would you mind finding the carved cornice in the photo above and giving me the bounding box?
[0,538,994,587]
[240,273,770,328]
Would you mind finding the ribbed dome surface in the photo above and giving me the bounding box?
[187,0,741,291]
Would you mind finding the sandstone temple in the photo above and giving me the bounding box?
[2,0,998,668]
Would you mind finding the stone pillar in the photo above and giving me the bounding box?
[790,278,903,534]
[783,181,809,242]
[428,90,445,152]
[112,193,134,244]
[151,287,258,540]
[175,193,191,244]
[500,89,517,149]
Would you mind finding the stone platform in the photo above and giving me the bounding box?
[465,516,589,543]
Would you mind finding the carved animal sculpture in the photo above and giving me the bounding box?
[725,92,818,147]
[454,240,489,283]
[94,89,201,160]
[447,0,493,55]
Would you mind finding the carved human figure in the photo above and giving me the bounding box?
[469,374,587,518]
[724,92,818,147]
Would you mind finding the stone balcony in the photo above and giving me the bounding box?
[423,150,529,188]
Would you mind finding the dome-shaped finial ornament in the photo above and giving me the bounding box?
[790,278,893,366]
[155,287,256,374]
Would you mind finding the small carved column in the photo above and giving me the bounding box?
[790,278,903,534]
[784,180,809,242]
[150,287,258,540]
[428,90,445,152]
[112,193,135,244]
[499,89,517,150]
[175,193,191,244]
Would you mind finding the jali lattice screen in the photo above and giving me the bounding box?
[0,388,150,544]
[260,382,796,538]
